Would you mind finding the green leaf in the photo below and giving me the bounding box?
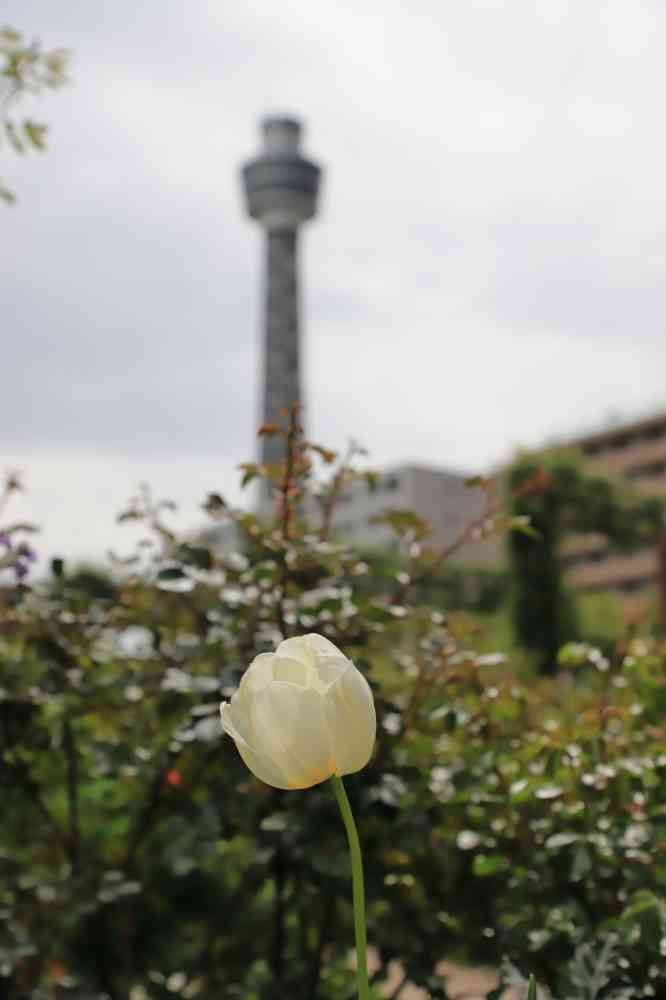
[364,601,395,623]
[0,27,22,44]
[371,509,431,540]
[175,544,212,570]
[464,475,494,494]
[23,120,47,150]
[238,463,258,488]
[310,444,337,464]
[508,514,539,539]
[202,492,227,515]
[0,179,16,204]
[116,509,142,523]
[472,853,508,877]
[364,470,378,492]
[157,566,186,582]
[5,120,24,154]
[619,890,666,949]
[571,844,592,882]
[3,521,39,535]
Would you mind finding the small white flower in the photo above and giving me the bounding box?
[535,785,563,800]
[382,712,402,735]
[545,832,579,849]
[622,823,649,849]
[457,830,481,850]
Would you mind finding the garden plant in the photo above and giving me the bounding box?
[1,415,665,999]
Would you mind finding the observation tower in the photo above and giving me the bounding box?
[241,116,322,468]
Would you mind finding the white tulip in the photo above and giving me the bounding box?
[220,633,376,790]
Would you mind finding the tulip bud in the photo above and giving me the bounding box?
[220,633,376,790]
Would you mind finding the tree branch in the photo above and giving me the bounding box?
[9,757,65,848]
[124,757,174,869]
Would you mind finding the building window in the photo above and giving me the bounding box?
[626,461,666,480]
[617,577,652,594]
[610,435,631,451]
[642,424,666,442]
[561,549,608,568]
[384,476,400,492]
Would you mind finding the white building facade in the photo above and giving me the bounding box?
[332,464,500,566]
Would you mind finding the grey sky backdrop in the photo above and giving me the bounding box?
[3,1,666,562]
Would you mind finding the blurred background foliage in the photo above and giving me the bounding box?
[508,450,666,674]
[1,421,666,1000]
[0,25,68,204]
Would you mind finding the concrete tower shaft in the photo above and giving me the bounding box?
[241,116,321,467]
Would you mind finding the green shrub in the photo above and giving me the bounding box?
[1,433,665,999]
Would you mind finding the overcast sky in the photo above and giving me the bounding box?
[3,1,666,563]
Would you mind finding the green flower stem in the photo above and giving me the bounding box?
[331,774,369,1000]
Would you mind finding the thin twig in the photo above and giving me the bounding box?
[390,479,507,607]
[62,717,81,875]
[318,441,358,542]
[280,403,301,542]
[275,403,301,638]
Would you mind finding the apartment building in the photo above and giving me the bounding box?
[332,410,666,606]
[561,410,666,615]
[197,464,499,568]
[332,464,501,566]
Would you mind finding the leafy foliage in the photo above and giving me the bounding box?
[1,25,69,203]
[1,417,665,998]
[508,450,666,673]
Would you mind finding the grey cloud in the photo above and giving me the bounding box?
[478,215,666,342]
[3,0,666,488]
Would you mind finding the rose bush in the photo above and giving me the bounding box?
[1,422,665,999]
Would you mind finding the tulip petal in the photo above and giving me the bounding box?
[275,636,316,668]
[314,655,348,688]
[251,682,334,789]
[235,742,294,790]
[241,652,277,692]
[276,633,345,665]
[302,633,345,658]
[220,702,292,789]
[272,656,308,686]
[220,695,252,744]
[325,665,376,776]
